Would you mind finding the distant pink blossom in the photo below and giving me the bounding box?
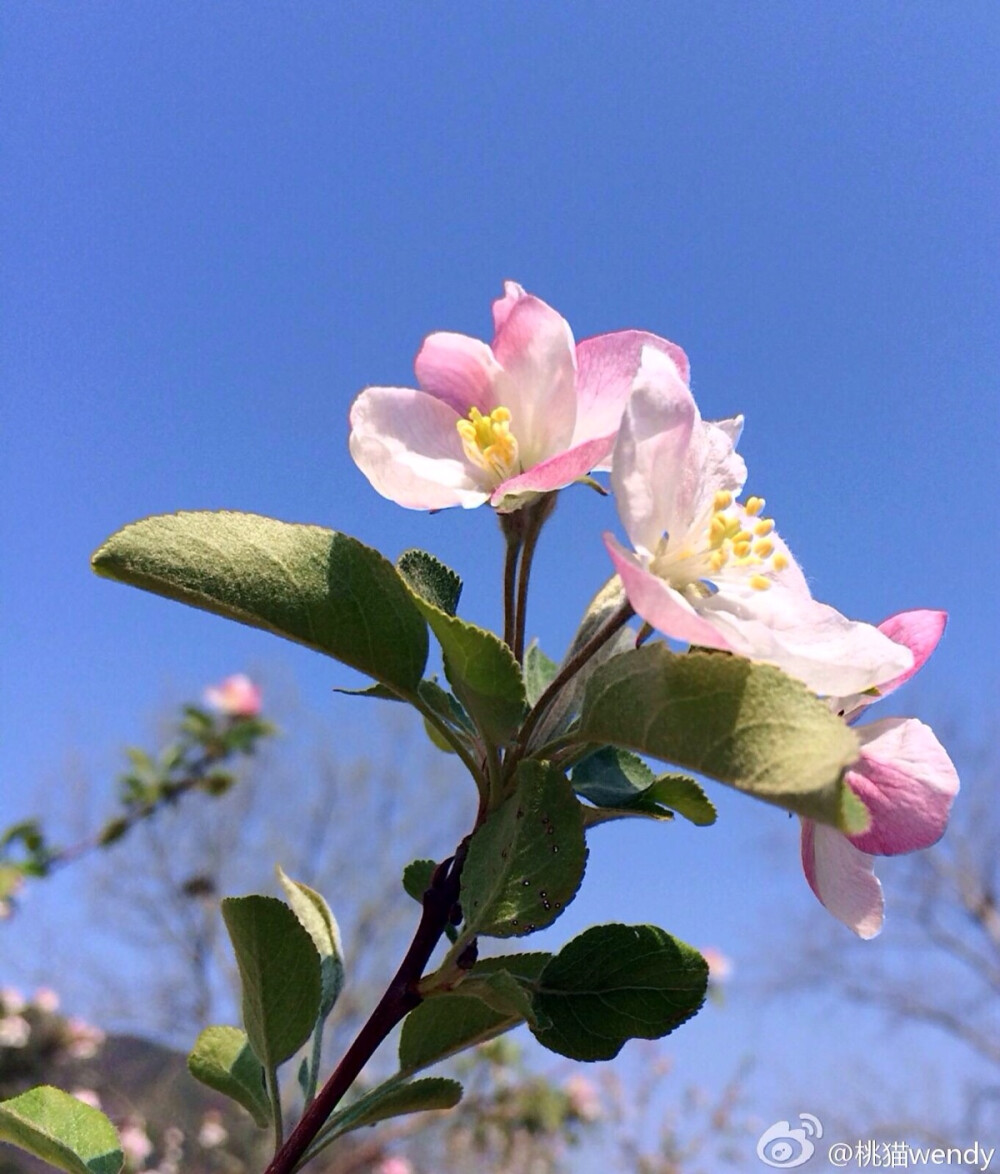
[349,281,688,513]
[203,674,262,718]
[0,987,25,1015]
[604,347,913,695]
[376,1159,415,1174]
[71,1088,102,1110]
[700,947,734,983]
[565,1074,603,1121]
[32,986,60,1013]
[0,1015,30,1047]
[197,1111,227,1149]
[800,610,959,938]
[65,1016,105,1059]
[119,1121,153,1169]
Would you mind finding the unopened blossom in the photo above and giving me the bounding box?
[604,347,913,696]
[349,281,689,513]
[800,610,959,938]
[203,673,262,718]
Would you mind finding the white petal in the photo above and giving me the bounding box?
[801,819,884,938]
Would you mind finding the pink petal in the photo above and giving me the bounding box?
[699,581,914,696]
[414,332,501,418]
[846,717,959,856]
[574,331,691,455]
[491,436,611,510]
[604,534,732,649]
[801,819,884,938]
[609,348,699,555]
[492,293,578,467]
[348,386,489,510]
[874,609,948,696]
[491,280,527,333]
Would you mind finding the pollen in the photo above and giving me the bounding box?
[773,553,789,571]
[749,574,771,591]
[745,496,765,516]
[754,539,774,558]
[697,492,790,590]
[457,406,520,482]
[714,490,733,510]
[754,518,774,536]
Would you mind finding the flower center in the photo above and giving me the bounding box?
[650,491,789,594]
[456,406,520,483]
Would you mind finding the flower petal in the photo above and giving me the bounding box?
[349,386,489,510]
[609,348,699,556]
[574,330,691,459]
[875,609,948,696]
[801,819,884,938]
[491,279,527,333]
[846,717,959,856]
[491,436,611,510]
[604,534,731,648]
[492,293,578,467]
[414,332,502,417]
[698,580,914,696]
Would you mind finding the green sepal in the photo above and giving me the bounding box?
[529,924,708,1061]
[91,511,428,696]
[221,895,322,1070]
[0,1086,124,1174]
[187,1026,270,1128]
[460,761,586,938]
[578,646,863,829]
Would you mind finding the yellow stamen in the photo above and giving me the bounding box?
[713,490,733,510]
[732,540,752,559]
[745,496,765,516]
[754,518,774,536]
[773,553,789,571]
[456,405,519,481]
[754,539,774,558]
[749,574,771,590]
[709,514,728,546]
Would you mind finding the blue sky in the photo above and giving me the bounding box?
[3,0,997,1152]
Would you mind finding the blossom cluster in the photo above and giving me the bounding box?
[348,282,958,938]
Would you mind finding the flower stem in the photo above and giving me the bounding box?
[512,494,558,664]
[500,517,523,653]
[263,847,467,1174]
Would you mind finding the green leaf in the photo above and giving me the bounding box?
[399,954,550,1073]
[405,594,526,744]
[0,1086,123,1174]
[187,1026,270,1128]
[321,1077,462,1141]
[530,924,708,1061]
[333,683,401,701]
[397,549,463,616]
[276,868,345,1017]
[92,512,428,696]
[402,859,437,905]
[460,761,586,938]
[221,895,322,1070]
[577,646,862,829]
[417,678,476,755]
[648,775,717,826]
[572,750,716,826]
[523,641,558,707]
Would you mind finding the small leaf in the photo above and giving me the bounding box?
[187,1026,270,1128]
[647,775,717,826]
[405,593,526,744]
[399,954,550,1073]
[451,969,541,1028]
[460,761,586,938]
[92,512,428,696]
[418,679,475,734]
[523,641,557,707]
[321,1077,462,1141]
[397,549,463,616]
[276,868,345,1017]
[402,859,437,905]
[0,1086,123,1174]
[572,750,715,826]
[221,895,322,1070]
[530,924,708,1061]
[578,646,861,828]
[333,683,401,701]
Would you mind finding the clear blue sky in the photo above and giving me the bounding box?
[3,0,997,1150]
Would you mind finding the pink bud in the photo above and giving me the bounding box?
[203,674,262,718]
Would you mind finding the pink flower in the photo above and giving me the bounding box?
[604,347,913,695]
[700,947,734,983]
[376,1159,414,1174]
[203,674,262,718]
[800,610,960,938]
[349,281,688,513]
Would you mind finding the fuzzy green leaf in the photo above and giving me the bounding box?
[276,868,345,1017]
[321,1077,462,1141]
[397,549,463,616]
[530,924,708,1061]
[221,895,322,1070]
[523,642,558,707]
[578,646,862,829]
[0,1086,123,1174]
[460,761,586,938]
[187,1027,270,1128]
[92,512,428,696]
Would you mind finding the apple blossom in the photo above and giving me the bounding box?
[603,347,913,696]
[800,609,959,938]
[203,673,262,718]
[349,281,688,513]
